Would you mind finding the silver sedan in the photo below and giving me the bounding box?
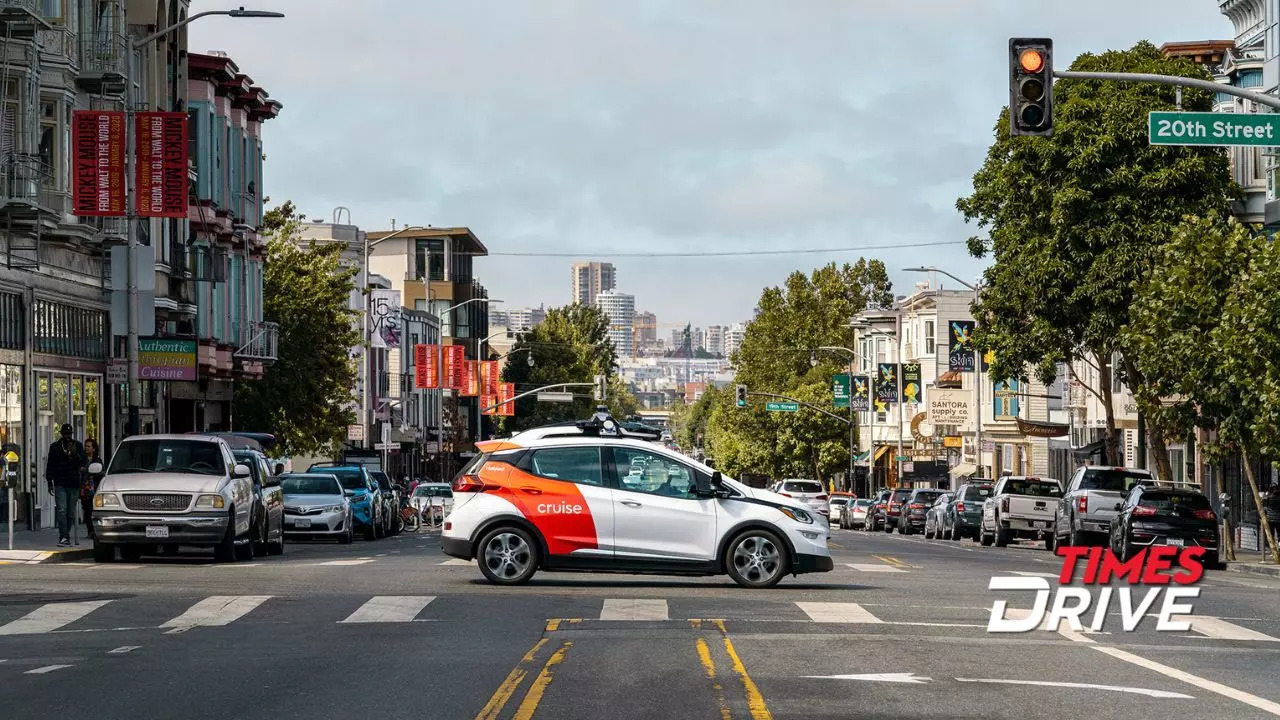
[280,473,353,544]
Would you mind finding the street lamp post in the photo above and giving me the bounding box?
[437,297,502,481]
[362,226,427,451]
[903,266,984,479]
[813,346,863,495]
[124,8,284,436]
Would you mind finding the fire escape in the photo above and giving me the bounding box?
[0,0,54,270]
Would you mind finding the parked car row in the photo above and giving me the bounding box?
[835,466,1224,567]
[299,463,406,542]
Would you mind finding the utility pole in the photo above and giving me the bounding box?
[814,346,864,495]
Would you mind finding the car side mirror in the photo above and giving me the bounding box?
[233,463,251,478]
[695,473,714,498]
[87,462,103,475]
[1113,502,1123,512]
[262,475,281,488]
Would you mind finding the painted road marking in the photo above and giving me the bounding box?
[314,558,376,566]
[24,664,73,674]
[1181,616,1280,642]
[714,620,773,720]
[341,596,436,623]
[1095,646,1280,716]
[600,599,669,621]
[474,638,549,720]
[955,677,1192,698]
[846,563,906,573]
[806,672,930,683]
[107,646,141,654]
[1009,571,1060,578]
[160,596,272,631]
[795,602,883,624]
[1003,607,1094,644]
[872,555,908,568]
[512,641,572,720]
[695,637,732,720]
[438,558,472,566]
[0,600,112,636]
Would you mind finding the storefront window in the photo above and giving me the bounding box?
[53,375,68,428]
[0,365,21,453]
[85,378,99,446]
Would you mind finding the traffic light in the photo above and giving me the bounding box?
[594,374,607,402]
[1009,38,1053,137]
[736,384,747,407]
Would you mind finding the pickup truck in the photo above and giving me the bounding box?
[979,475,1063,548]
[90,434,255,563]
[1052,466,1154,548]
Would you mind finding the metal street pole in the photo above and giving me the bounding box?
[815,346,864,495]
[123,9,284,438]
[363,225,426,454]
[896,313,904,487]
[436,297,502,482]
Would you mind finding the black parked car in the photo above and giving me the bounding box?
[898,488,946,535]
[192,432,285,557]
[1108,486,1220,567]
[866,489,891,532]
[368,469,402,536]
[943,481,993,541]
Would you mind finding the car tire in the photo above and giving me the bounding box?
[214,514,237,563]
[92,541,115,563]
[950,523,961,542]
[995,521,1010,548]
[1068,526,1087,548]
[251,519,266,558]
[884,521,893,534]
[1204,551,1221,570]
[924,522,934,539]
[363,521,377,541]
[477,526,540,586]
[119,546,142,562]
[267,522,285,556]
[340,526,354,544]
[725,529,789,589]
[1044,531,1055,552]
[980,524,993,547]
[234,530,254,561]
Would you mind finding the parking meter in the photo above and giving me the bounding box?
[1,449,17,490]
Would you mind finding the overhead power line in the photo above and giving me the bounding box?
[486,240,966,258]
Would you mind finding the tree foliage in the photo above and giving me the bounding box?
[957,41,1236,468]
[706,261,891,483]
[498,304,620,432]
[234,201,361,456]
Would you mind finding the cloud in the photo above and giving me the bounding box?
[190,0,1232,324]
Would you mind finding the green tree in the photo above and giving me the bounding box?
[498,304,618,432]
[1128,216,1280,562]
[957,41,1236,473]
[707,260,891,483]
[234,201,361,456]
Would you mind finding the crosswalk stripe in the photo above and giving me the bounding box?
[600,599,669,621]
[438,558,471,566]
[160,596,271,629]
[25,664,73,674]
[314,559,376,566]
[0,600,112,635]
[1183,616,1280,642]
[341,596,436,623]
[795,602,884,624]
[846,563,907,573]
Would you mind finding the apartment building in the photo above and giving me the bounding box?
[571,260,615,305]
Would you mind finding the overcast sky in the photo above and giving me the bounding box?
[190,0,1231,328]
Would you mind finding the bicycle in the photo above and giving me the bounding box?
[401,502,421,533]
[422,501,446,530]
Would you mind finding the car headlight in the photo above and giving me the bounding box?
[327,505,345,513]
[194,494,226,509]
[779,506,814,524]
[94,492,121,509]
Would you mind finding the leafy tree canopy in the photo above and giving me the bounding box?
[235,201,361,456]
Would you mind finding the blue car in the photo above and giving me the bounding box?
[309,465,384,540]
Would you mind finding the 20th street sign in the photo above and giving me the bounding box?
[1149,111,1280,146]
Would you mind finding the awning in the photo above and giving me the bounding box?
[873,445,891,463]
[949,462,978,480]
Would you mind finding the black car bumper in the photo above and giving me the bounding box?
[442,536,473,560]
[793,553,834,574]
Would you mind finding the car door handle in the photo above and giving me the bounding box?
[519,487,543,495]
[621,500,643,508]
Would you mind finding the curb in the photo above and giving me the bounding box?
[0,547,94,564]
[1224,561,1280,579]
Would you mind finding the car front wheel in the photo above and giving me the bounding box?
[477,527,539,585]
[725,530,788,589]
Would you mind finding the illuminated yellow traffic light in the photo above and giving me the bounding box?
[1010,38,1054,137]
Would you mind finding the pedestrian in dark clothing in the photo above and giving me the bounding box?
[80,438,105,540]
[46,423,85,546]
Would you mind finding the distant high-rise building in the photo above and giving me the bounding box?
[595,291,635,356]
[505,305,547,333]
[691,327,706,354]
[705,325,726,357]
[572,261,617,305]
[670,328,685,349]
[724,323,746,359]
[632,311,657,348]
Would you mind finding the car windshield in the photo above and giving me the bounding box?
[1001,479,1062,497]
[912,491,943,505]
[855,499,873,507]
[282,475,342,495]
[324,470,367,491]
[891,490,912,501]
[413,486,453,498]
[963,486,993,500]
[783,481,822,494]
[829,498,848,506]
[108,439,225,476]
[1080,469,1153,492]
[1141,492,1211,514]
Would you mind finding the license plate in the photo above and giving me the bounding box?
[1166,537,1185,547]
[145,525,169,539]
[293,518,311,529]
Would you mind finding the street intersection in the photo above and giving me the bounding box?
[3,530,1279,719]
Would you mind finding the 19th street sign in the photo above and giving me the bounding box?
[1149,111,1280,146]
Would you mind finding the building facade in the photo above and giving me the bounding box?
[595,289,634,357]
[723,323,745,360]
[705,324,725,357]
[571,260,615,305]
[0,2,277,529]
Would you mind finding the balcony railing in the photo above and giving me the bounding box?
[0,153,57,213]
[36,26,75,63]
[234,320,278,361]
[77,30,128,93]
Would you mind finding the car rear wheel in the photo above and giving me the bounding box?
[478,527,539,585]
[994,522,1010,548]
[267,522,285,556]
[92,541,115,563]
[979,524,993,547]
[725,530,788,589]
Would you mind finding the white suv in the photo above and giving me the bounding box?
[441,413,833,588]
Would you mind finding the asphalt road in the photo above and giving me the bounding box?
[3,526,1279,719]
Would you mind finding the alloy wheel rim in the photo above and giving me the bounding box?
[484,533,532,580]
[732,535,780,584]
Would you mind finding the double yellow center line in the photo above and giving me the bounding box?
[873,554,908,569]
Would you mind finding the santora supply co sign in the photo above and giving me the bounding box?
[928,389,969,427]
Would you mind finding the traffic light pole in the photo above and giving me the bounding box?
[745,392,851,425]
[1052,71,1280,111]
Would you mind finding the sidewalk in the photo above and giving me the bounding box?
[1224,547,1280,579]
[0,526,95,564]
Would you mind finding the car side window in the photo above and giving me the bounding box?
[528,447,604,487]
[609,447,699,499]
